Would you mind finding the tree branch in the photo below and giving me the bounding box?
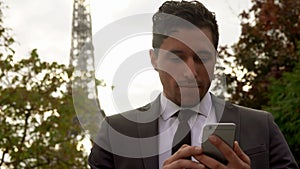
[19,111,30,151]
[0,149,8,166]
[13,111,31,167]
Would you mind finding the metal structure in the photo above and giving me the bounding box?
[70,0,94,93]
[69,0,105,118]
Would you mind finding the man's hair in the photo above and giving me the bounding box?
[152,0,219,52]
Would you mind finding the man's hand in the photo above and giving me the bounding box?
[163,145,206,169]
[194,135,251,169]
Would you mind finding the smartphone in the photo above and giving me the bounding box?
[201,123,236,163]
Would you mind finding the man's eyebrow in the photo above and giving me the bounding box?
[167,50,184,55]
[165,49,214,57]
[167,49,213,56]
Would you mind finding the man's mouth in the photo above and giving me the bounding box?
[178,85,200,88]
[177,82,202,88]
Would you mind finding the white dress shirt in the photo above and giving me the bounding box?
[158,92,217,168]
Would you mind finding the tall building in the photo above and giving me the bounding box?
[69,0,105,133]
[70,0,94,96]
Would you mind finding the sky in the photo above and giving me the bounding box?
[4,0,252,115]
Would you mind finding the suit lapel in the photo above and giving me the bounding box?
[137,96,160,169]
[212,95,241,142]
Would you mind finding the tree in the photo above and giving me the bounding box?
[0,2,88,168]
[220,0,300,109]
[0,2,14,53]
[264,58,300,165]
[219,0,300,164]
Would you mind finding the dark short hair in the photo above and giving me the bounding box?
[152,0,219,53]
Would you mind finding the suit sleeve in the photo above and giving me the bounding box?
[88,118,115,169]
[268,113,299,169]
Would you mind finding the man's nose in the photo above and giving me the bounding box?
[183,58,198,78]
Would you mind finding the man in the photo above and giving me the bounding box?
[88,1,298,168]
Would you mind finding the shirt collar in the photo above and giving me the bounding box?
[160,92,211,121]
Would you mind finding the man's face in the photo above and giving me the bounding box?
[150,28,216,107]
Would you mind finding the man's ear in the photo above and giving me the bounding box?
[149,49,158,71]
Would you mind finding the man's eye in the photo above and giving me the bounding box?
[168,57,182,62]
[200,57,210,63]
[194,56,210,63]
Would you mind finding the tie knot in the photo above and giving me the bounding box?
[177,109,197,122]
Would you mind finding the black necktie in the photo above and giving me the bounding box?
[172,109,196,155]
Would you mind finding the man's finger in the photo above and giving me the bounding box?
[164,159,206,169]
[179,144,189,150]
[163,145,202,165]
[234,141,251,165]
[208,135,237,162]
[195,154,226,169]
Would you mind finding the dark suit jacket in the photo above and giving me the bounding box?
[88,95,298,169]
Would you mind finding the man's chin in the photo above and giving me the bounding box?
[180,98,201,108]
[179,90,202,107]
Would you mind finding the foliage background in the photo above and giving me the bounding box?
[0,2,89,168]
[220,0,300,165]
